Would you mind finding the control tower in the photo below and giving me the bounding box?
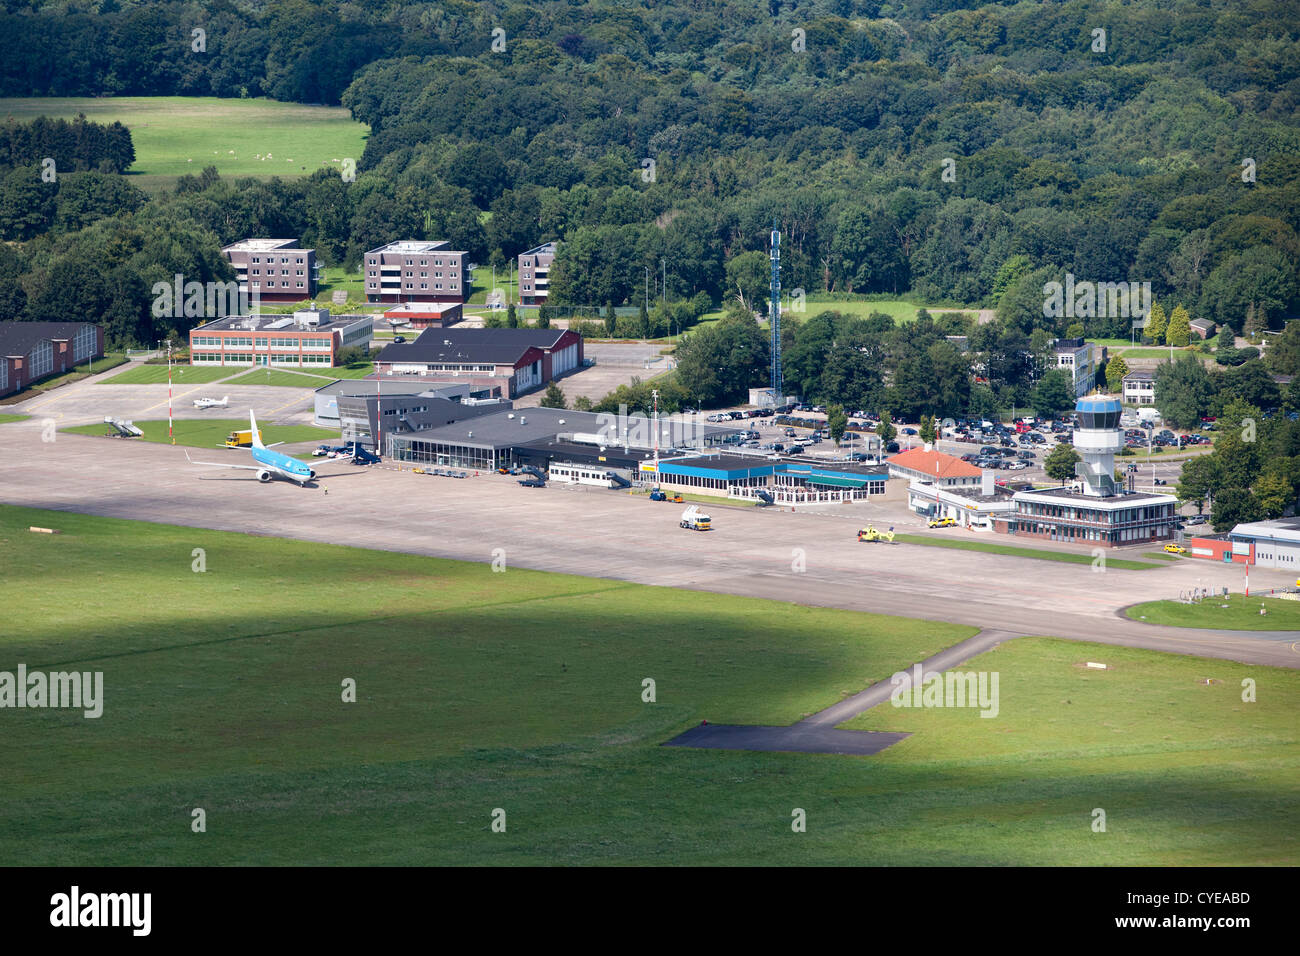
[1072,395,1123,496]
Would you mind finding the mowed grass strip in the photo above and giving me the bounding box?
[1,505,1293,866]
[62,418,338,448]
[1125,594,1300,630]
[891,533,1163,569]
[0,413,30,424]
[101,364,237,385]
[222,369,336,388]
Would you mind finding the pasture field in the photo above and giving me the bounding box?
[0,505,1294,866]
[0,97,368,192]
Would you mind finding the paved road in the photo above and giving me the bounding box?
[666,628,1018,755]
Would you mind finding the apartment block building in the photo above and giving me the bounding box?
[365,241,468,304]
[1053,337,1097,398]
[518,242,557,305]
[221,239,318,303]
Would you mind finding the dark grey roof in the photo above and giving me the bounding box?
[0,321,97,357]
[512,438,648,469]
[1122,369,1156,381]
[400,406,738,450]
[377,327,573,366]
[386,398,504,435]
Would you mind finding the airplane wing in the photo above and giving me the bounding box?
[186,451,261,471]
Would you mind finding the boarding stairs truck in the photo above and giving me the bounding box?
[104,417,143,437]
[679,505,712,531]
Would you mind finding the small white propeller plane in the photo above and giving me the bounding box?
[193,395,229,409]
[186,411,316,486]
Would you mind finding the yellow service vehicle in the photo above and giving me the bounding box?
[928,516,956,528]
[224,428,264,448]
[1164,543,1187,554]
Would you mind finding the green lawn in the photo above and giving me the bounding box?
[0,97,369,193]
[100,364,237,385]
[891,533,1163,570]
[323,363,376,379]
[0,504,1294,866]
[222,369,336,388]
[0,354,130,403]
[0,413,30,424]
[61,418,337,448]
[1125,594,1300,630]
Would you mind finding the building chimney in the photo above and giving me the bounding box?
[923,442,933,452]
[981,470,994,496]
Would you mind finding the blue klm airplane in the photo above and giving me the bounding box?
[186,410,316,485]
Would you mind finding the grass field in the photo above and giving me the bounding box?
[101,364,237,385]
[61,418,337,448]
[0,413,30,424]
[222,369,336,388]
[0,504,1294,866]
[1125,594,1300,630]
[0,97,369,193]
[891,533,1163,570]
[0,354,130,404]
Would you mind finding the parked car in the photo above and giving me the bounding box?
[885,441,900,453]
[1164,543,1186,554]
[902,427,918,435]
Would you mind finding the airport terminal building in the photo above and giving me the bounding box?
[1001,396,1178,546]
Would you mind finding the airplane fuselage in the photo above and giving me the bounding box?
[252,446,315,484]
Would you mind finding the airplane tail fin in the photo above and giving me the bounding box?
[222,395,228,405]
[249,410,265,449]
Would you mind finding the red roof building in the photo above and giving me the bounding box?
[886,446,983,490]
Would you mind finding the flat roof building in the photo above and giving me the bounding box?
[385,406,742,472]
[0,321,104,398]
[1054,337,1097,398]
[908,471,1016,532]
[382,302,463,329]
[221,239,318,303]
[189,309,372,368]
[375,327,583,398]
[1122,368,1156,405]
[365,241,468,304]
[637,454,891,504]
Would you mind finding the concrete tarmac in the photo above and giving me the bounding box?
[1,415,1296,669]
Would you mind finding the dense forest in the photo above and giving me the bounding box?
[1,0,1297,378]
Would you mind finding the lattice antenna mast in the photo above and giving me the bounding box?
[769,219,782,397]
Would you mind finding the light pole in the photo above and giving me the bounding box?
[166,339,174,445]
